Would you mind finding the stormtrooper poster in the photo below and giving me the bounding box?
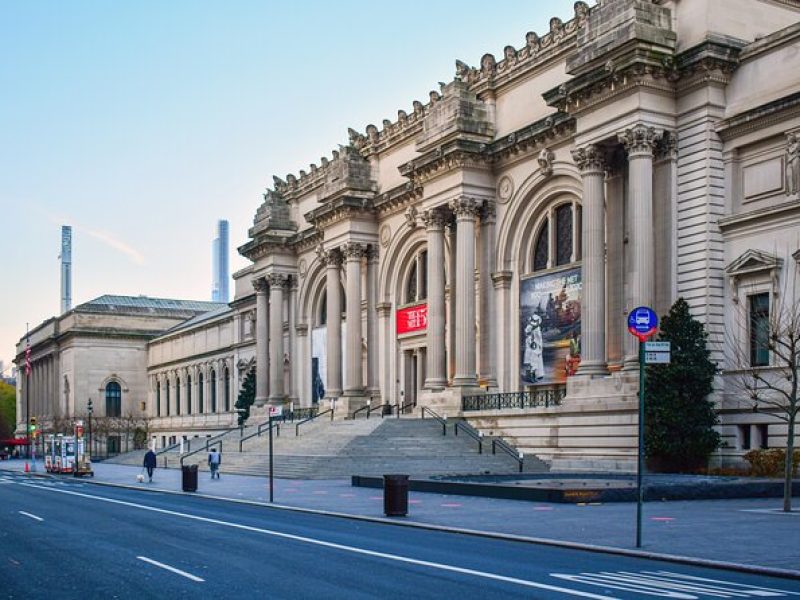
[519,266,582,386]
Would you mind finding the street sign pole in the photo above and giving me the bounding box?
[268,415,274,503]
[637,339,645,549]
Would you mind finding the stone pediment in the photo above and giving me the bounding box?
[415,80,494,153]
[725,249,783,277]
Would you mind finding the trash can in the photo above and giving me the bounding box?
[181,464,198,492]
[383,474,409,517]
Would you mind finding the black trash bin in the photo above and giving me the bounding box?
[182,464,198,492]
[383,474,409,517]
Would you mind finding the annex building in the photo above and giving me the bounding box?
[17,0,800,470]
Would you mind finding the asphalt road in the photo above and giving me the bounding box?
[1,471,799,599]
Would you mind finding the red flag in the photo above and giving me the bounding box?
[25,337,31,377]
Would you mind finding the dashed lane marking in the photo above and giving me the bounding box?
[137,556,204,582]
[18,511,44,522]
[20,483,618,599]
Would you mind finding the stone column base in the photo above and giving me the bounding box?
[417,386,486,418]
[333,395,370,419]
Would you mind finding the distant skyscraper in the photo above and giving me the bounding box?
[212,220,230,303]
[60,225,73,314]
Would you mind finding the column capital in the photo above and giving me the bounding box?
[480,199,496,223]
[366,244,380,263]
[448,197,482,219]
[266,272,289,288]
[655,130,678,161]
[252,278,268,293]
[618,125,661,157]
[342,242,367,261]
[571,144,606,174]
[318,246,343,267]
[421,207,448,231]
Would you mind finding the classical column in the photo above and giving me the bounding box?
[268,273,288,403]
[572,144,608,376]
[446,219,457,382]
[619,125,660,369]
[253,278,269,406]
[366,246,379,397]
[323,248,343,398]
[479,201,498,388]
[343,243,365,395]
[288,278,298,402]
[422,208,447,390]
[449,197,481,387]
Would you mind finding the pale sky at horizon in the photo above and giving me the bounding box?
[0,0,579,372]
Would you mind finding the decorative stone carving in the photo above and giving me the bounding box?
[497,175,514,204]
[404,205,419,228]
[252,278,268,293]
[537,148,555,177]
[480,53,497,76]
[449,197,482,218]
[319,248,343,267]
[480,200,497,222]
[297,258,307,278]
[379,224,391,248]
[421,207,448,230]
[366,244,379,263]
[526,31,540,52]
[571,144,605,172]
[786,132,799,196]
[342,242,367,260]
[618,125,661,156]
[266,273,289,288]
[656,131,678,161]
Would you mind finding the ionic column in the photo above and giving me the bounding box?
[479,201,498,388]
[572,144,608,376]
[366,246,379,397]
[323,249,343,398]
[619,125,660,369]
[449,197,481,387]
[422,208,447,390]
[267,273,288,403]
[253,278,269,406]
[343,243,365,395]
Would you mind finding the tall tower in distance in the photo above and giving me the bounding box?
[60,225,73,313]
[211,219,230,303]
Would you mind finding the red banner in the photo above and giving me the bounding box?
[396,304,428,335]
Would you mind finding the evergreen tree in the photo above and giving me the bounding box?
[235,370,256,426]
[645,298,720,472]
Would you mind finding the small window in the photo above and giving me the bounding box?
[175,378,181,416]
[406,262,418,304]
[166,381,171,416]
[187,374,192,414]
[555,204,573,266]
[223,366,230,412]
[533,221,549,271]
[210,369,217,413]
[749,293,770,367]
[156,382,161,416]
[105,381,121,417]
[319,293,327,326]
[198,373,205,413]
[738,425,751,451]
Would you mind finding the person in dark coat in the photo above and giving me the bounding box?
[143,449,157,482]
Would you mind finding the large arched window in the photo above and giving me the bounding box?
[198,372,204,413]
[187,374,192,414]
[404,250,428,304]
[175,377,181,416]
[210,369,217,413]
[532,202,581,272]
[223,366,230,412]
[106,381,121,417]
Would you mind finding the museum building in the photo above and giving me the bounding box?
[17,0,800,469]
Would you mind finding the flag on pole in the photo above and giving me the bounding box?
[25,335,31,377]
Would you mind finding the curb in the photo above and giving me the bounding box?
[9,468,797,581]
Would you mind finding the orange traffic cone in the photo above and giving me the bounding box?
[24,462,29,473]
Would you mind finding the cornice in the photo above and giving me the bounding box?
[715,90,800,141]
[718,199,800,233]
[292,227,323,253]
[489,112,575,167]
[304,195,376,229]
[373,181,424,217]
[238,230,296,262]
[398,139,490,185]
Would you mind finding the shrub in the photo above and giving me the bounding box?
[743,448,800,477]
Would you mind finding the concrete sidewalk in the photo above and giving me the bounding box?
[3,458,798,572]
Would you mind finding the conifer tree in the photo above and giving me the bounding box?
[235,370,256,426]
[645,298,720,471]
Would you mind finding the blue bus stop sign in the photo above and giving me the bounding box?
[627,306,658,341]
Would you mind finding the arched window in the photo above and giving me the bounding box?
[319,292,327,326]
[165,380,171,416]
[198,372,204,413]
[404,250,428,304]
[531,202,581,272]
[223,366,230,411]
[156,382,161,416]
[106,381,121,417]
[175,377,181,415]
[210,369,217,413]
[187,374,192,414]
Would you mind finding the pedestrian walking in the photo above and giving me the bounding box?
[208,448,221,479]
[143,449,157,483]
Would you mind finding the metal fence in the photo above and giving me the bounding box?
[462,388,565,412]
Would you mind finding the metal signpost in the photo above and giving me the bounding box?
[627,306,659,548]
[268,405,283,503]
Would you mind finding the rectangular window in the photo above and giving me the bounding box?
[738,425,751,451]
[757,424,769,449]
[107,435,120,455]
[749,293,770,367]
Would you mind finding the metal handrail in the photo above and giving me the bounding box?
[462,388,565,412]
[295,408,333,436]
[492,437,524,473]
[350,404,372,419]
[454,421,482,454]
[239,420,280,452]
[156,439,186,456]
[395,401,415,418]
[178,428,237,467]
[421,406,447,435]
[373,404,394,418]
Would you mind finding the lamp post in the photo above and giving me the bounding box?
[87,398,93,459]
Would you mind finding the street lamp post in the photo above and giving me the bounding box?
[87,398,93,459]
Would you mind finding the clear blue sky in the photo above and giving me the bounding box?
[0,0,579,372]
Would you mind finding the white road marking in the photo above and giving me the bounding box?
[550,570,800,599]
[136,556,204,582]
[20,483,616,599]
[18,511,44,522]
[740,509,800,517]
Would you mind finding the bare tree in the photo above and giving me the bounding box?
[727,262,799,512]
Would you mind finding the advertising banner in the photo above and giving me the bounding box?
[396,303,428,335]
[519,266,581,386]
[311,324,346,404]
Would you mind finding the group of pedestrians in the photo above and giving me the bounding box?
[141,447,222,483]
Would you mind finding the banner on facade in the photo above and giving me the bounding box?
[519,266,581,386]
[396,303,427,335]
[311,324,346,404]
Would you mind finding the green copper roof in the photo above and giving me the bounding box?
[75,295,226,316]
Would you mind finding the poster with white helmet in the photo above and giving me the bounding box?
[520,266,582,385]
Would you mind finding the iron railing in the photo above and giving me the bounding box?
[295,408,334,436]
[453,421,482,453]
[238,420,281,452]
[178,428,238,467]
[462,388,565,412]
[421,406,447,435]
[492,437,524,473]
[351,403,394,419]
[395,401,416,418]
